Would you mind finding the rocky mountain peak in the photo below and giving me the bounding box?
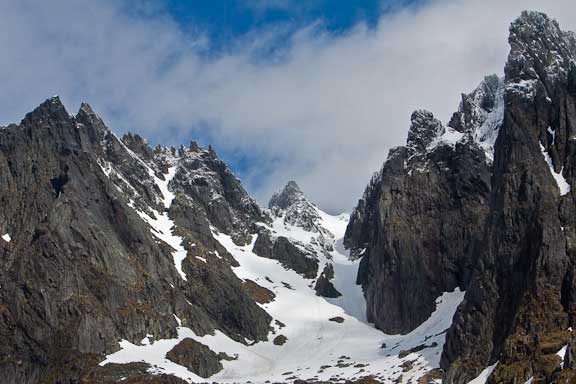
[75,102,110,143]
[77,101,96,117]
[406,109,444,152]
[268,181,321,233]
[21,95,70,126]
[506,10,575,87]
[268,180,305,210]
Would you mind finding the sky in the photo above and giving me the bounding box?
[1,0,576,213]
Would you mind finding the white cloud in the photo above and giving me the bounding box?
[1,0,575,213]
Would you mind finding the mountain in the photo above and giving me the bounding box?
[2,9,576,384]
[345,10,576,384]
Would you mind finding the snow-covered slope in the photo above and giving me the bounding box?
[101,177,465,383]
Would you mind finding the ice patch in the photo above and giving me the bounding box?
[548,126,556,142]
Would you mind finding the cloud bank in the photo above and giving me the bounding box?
[1,0,576,213]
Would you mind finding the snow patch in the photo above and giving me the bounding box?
[430,77,504,162]
[1,233,10,243]
[506,78,538,99]
[207,213,466,383]
[440,128,465,146]
[557,344,568,366]
[135,166,189,280]
[475,81,505,161]
[467,362,498,384]
[315,209,367,321]
[540,142,571,196]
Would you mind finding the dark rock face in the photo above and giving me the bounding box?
[0,98,271,383]
[314,264,342,298]
[441,12,576,383]
[165,338,223,378]
[345,105,494,334]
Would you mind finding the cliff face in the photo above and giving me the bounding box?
[0,98,271,383]
[442,12,576,384]
[344,85,497,334]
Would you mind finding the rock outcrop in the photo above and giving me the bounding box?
[314,264,342,298]
[165,338,224,378]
